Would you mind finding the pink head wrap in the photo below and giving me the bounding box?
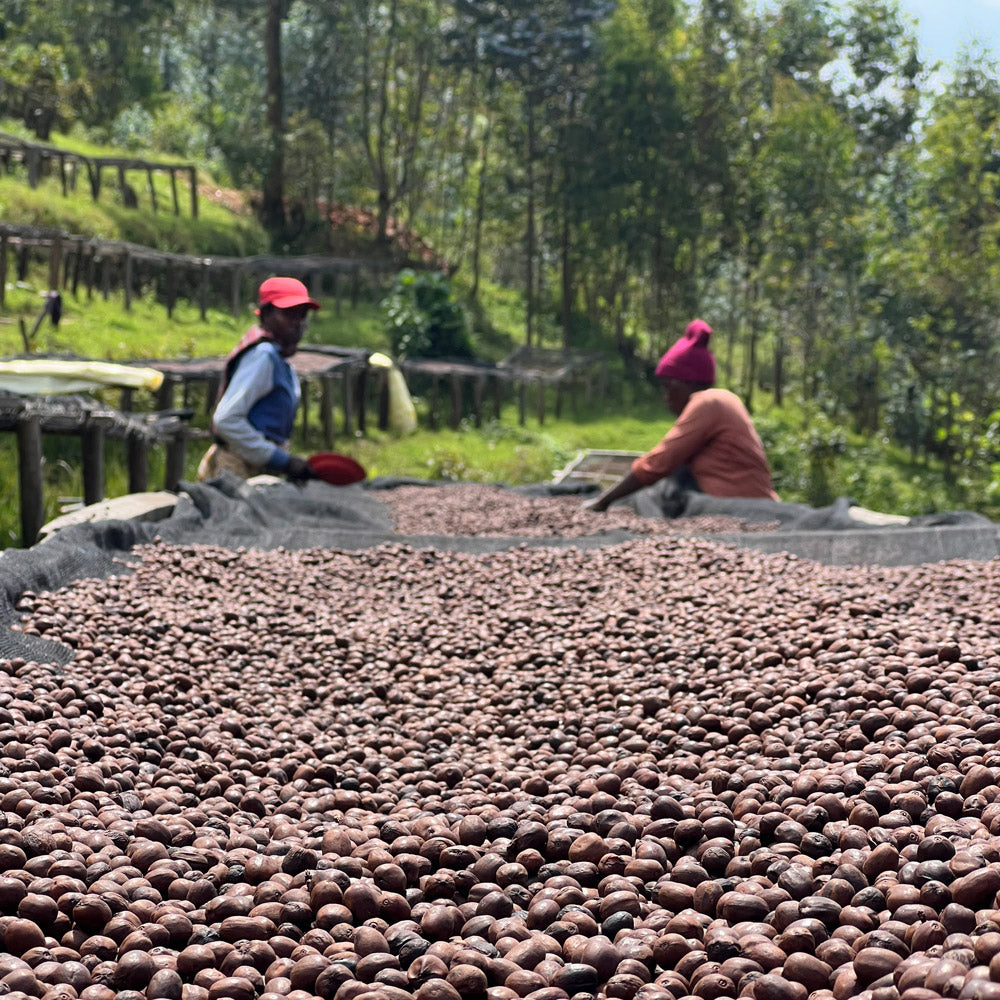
[654,319,715,384]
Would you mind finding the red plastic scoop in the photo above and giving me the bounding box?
[307,452,366,486]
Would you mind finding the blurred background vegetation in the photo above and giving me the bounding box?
[2,0,1000,546]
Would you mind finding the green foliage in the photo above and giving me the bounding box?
[382,270,473,360]
[0,41,88,138]
[148,98,212,161]
[110,104,156,151]
[755,406,847,507]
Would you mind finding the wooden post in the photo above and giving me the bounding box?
[320,376,334,448]
[356,365,369,435]
[58,154,68,196]
[493,375,502,421]
[101,253,111,301]
[120,388,134,412]
[189,166,198,218]
[341,369,354,435]
[70,237,84,294]
[449,374,463,429]
[518,381,527,427]
[86,159,101,200]
[377,370,389,431]
[81,425,105,506]
[123,251,133,310]
[0,234,7,307]
[428,375,439,430]
[332,272,341,316]
[537,379,546,425]
[169,169,179,215]
[205,374,220,414]
[85,245,96,301]
[165,261,176,318]
[26,147,40,188]
[300,378,310,442]
[48,236,63,291]
[199,259,210,320]
[164,432,187,491]
[157,377,175,411]
[473,375,485,429]
[128,433,149,493]
[230,267,242,317]
[555,380,563,419]
[16,414,44,548]
[147,166,158,212]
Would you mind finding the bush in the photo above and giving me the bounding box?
[110,103,154,151]
[382,269,473,360]
[150,98,212,160]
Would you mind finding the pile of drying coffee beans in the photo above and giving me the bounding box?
[2,506,1000,1000]
[381,485,776,537]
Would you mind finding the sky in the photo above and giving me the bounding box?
[893,0,1000,68]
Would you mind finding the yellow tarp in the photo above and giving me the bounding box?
[0,360,164,396]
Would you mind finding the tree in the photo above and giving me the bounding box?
[284,2,365,211]
[0,0,173,130]
[448,0,613,346]
[867,55,1000,466]
[757,78,860,406]
[257,0,291,234]
[565,0,696,361]
[343,0,445,246]
[833,0,924,178]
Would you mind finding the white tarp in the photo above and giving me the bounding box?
[0,360,164,396]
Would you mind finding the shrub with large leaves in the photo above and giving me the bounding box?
[382,269,473,359]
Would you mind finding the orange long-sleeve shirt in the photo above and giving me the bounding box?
[631,388,779,500]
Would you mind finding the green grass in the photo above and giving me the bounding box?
[0,170,266,257]
[346,406,666,484]
[0,270,393,361]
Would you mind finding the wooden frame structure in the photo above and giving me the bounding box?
[0,223,402,319]
[553,449,643,487]
[144,346,373,447]
[0,392,193,548]
[0,131,199,216]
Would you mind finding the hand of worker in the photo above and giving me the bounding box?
[285,456,316,483]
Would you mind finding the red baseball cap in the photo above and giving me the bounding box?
[258,276,320,311]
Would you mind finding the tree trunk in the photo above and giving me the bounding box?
[560,203,572,351]
[524,91,536,347]
[773,332,784,407]
[745,280,759,413]
[261,0,286,234]
[470,108,493,301]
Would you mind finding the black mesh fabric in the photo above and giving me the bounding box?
[1,471,998,664]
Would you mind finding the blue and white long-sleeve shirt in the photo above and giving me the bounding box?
[213,339,300,472]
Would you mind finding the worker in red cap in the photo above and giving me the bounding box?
[197,276,320,483]
[584,319,778,514]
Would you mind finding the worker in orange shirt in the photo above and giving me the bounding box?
[584,320,778,515]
